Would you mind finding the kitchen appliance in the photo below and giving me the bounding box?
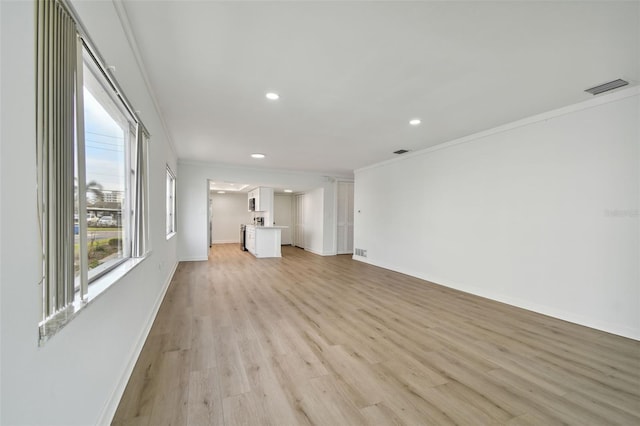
[240,224,247,251]
[256,217,264,226]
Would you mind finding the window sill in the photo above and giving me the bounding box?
[38,254,149,345]
[166,231,176,240]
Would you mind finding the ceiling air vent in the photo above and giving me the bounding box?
[585,79,628,95]
[393,149,409,154]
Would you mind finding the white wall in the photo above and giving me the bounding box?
[303,188,325,255]
[354,88,640,340]
[0,2,178,424]
[178,161,339,260]
[322,180,338,255]
[211,192,249,243]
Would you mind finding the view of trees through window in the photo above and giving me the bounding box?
[74,58,130,279]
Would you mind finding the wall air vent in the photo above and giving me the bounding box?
[355,248,367,257]
[394,149,409,155]
[585,79,629,95]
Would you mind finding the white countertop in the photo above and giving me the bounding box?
[245,224,289,229]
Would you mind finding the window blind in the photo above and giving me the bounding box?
[36,0,78,318]
[132,125,149,258]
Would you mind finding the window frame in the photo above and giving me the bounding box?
[78,47,135,285]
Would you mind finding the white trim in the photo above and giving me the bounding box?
[305,247,335,256]
[96,260,179,425]
[356,86,640,174]
[353,256,640,341]
[110,0,177,157]
[212,239,239,244]
[180,256,208,262]
[76,34,89,300]
[331,180,338,256]
[166,165,176,237]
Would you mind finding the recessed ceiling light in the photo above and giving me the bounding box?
[284,189,293,193]
[265,92,279,100]
[251,153,265,159]
[409,119,421,126]
[217,191,226,194]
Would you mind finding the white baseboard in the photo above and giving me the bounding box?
[180,256,208,261]
[96,261,178,425]
[213,240,239,244]
[305,247,335,256]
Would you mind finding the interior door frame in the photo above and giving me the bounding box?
[292,193,305,248]
[336,180,354,254]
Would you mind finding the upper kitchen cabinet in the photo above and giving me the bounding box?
[248,189,256,211]
[248,187,274,213]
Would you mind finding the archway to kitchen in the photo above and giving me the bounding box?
[204,179,353,258]
[175,161,352,262]
[208,180,296,250]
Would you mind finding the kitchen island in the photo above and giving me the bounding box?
[245,225,288,258]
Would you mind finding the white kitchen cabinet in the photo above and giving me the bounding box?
[247,189,257,211]
[258,187,273,215]
[246,225,256,253]
[248,187,274,213]
[245,225,285,258]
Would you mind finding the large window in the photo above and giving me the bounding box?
[36,0,149,341]
[76,51,133,280]
[166,166,176,237]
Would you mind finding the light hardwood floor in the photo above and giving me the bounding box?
[113,244,640,425]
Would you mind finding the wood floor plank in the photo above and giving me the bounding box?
[236,338,301,425]
[560,389,640,424]
[222,391,270,426]
[214,326,251,399]
[187,368,223,426]
[359,403,404,425]
[378,353,449,391]
[271,320,329,382]
[113,244,640,426]
[366,361,459,425]
[434,380,514,424]
[321,344,386,407]
[189,315,217,372]
[295,374,369,426]
[111,415,150,426]
[147,349,190,426]
[487,367,614,424]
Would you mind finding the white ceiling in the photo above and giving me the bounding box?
[121,1,639,177]
[209,181,251,193]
